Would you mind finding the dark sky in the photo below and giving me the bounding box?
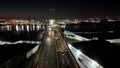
[0,0,120,19]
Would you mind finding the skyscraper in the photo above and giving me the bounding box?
[48,8,56,19]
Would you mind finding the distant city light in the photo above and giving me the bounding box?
[49,19,55,25]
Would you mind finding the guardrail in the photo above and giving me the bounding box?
[68,43,103,68]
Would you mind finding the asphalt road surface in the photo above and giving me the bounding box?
[32,28,79,68]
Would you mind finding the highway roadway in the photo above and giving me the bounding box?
[32,30,57,68]
[32,27,79,68]
[55,29,79,68]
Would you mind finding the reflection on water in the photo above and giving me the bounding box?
[0,24,45,42]
[0,24,46,32]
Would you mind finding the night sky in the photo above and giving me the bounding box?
[0,0,120,19]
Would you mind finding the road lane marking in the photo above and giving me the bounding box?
[46,61,48,64]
